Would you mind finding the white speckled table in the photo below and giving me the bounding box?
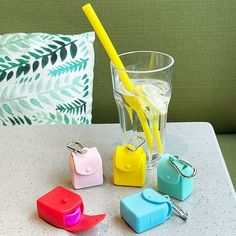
[0,122,235,236]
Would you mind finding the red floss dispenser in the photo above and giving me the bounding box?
[37,186,106,232]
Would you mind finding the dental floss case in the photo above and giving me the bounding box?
[69,147,103,189]
[157,153,196,201]
[113,144,146,187]
[37,186,106,232]
[120,188,172,233]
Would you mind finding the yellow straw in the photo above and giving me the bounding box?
[82,3,163,153]
[82,3,133,92]
[153,116,163,153]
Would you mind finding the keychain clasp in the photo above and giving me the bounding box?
[164,195,188,220]
[127,136,145,152]
[66,142,88,154]
[172,201,188,220]
[169,156,197,178]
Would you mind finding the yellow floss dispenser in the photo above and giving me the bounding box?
[113,139,146,187]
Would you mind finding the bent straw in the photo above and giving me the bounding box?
[82,4,133,92]
[153,116,163,153]
[82,3,163,153]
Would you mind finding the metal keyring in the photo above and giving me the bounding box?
[126,136,145,152]
[169,156,197,178]
[66,142,87,154]
[165,195,188,221]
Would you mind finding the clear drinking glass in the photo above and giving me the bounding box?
[110,51,174,169]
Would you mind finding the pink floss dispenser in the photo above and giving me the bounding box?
[66,142,103,189]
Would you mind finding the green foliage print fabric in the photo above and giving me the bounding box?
[0,32,95,126]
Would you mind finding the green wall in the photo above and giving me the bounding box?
[1,0,235,133]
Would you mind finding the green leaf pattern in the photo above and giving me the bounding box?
[0,32,95,126]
